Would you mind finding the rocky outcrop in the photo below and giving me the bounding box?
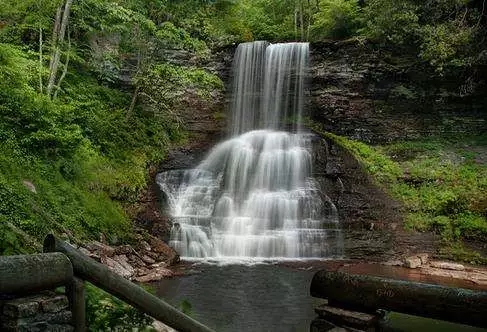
[80,231,179,282]
[0,292,73,332]
[135,48,233,240]
[143,40,486,262]
[309,40,487,144]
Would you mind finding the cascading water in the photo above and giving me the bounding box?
[157,42,342,260]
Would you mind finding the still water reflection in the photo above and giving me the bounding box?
[156,263,319,332]
[156,263,487,332]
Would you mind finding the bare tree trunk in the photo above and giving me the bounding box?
[300,1,304,41]
[126,85,140,120]
[53,29,71,99]
[48,6,62,76]
[47,0,73,98]
[306,0,311,41]
[39,27,43,93]
[294,9,298,40]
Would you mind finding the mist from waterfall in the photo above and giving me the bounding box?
[157,41,342,260]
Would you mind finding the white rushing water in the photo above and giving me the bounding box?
[157,42,342,260]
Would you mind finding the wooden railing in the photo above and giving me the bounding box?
[0,234,215,332]
[310,269,487,328]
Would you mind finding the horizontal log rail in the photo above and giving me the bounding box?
[0,252,73,294]
[43,234,214,332]
[310,270,487,328]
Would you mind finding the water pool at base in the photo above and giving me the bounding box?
[155,263,487,332]
[156,264,319,332]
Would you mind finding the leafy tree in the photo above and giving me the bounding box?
[362,0,486,72]
[311,0,362,39]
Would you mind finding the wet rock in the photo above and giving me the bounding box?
[85,241,115,258]
[147,235,180,265]
[81,231,180,282]
[140,240,151,252]
[135,267,174,283]
[309,40,487,145]
[128,254,146,268]
[104,256,134,280]
[417,253,429,265]
[141,255,156,264]
[429,261,465,271]
[115,245,133,255]
[382,260,403,267]
[403,256,422,269]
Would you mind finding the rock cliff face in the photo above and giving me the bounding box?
[135,47,232,241]
[147,41,485,260]
[309,40,487,144]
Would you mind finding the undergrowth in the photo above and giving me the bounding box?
[0,42,220,254]
[310,122,487,263]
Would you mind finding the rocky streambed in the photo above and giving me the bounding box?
[78,230,180,283]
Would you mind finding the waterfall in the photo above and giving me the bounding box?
[157,42,342,260]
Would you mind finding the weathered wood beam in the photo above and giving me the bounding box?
[43,234,214,332]
[310,270,487,328]
[67,277,86,332]
[0,253,73,294]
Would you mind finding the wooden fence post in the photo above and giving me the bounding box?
[67,277,86,332]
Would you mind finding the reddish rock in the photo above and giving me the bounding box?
[147,235,180,265]
[141,255,156,264]
[115,245,133,255]
[85,241,115,258]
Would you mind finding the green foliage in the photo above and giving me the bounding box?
[311,0,362,39]
[0,0,62,44]
[0,140,132,255]
[313,129,402,184]
[155,22,208,53]
[0,0,234,258]
[438,242,487,265]
[419,22,473,72]
[179,299,193,315]
[361,0,485,73]
[0,43,84,157]
[361,0,420,45]
[85,283,153,331]
[162,0,245,45]
[312,122,487,260]
[135,62,223,124]
[381,136,487,244]
[235,0,297,41]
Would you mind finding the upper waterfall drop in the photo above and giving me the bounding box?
[231,42,309,135]
[157,41,342,261]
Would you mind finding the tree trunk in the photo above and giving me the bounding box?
[126,85,140,120]
[300,1,304,41]
[48,6,62,76]
[39,27,43,93]
[53,29,71,99]
[47,0,73,97]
